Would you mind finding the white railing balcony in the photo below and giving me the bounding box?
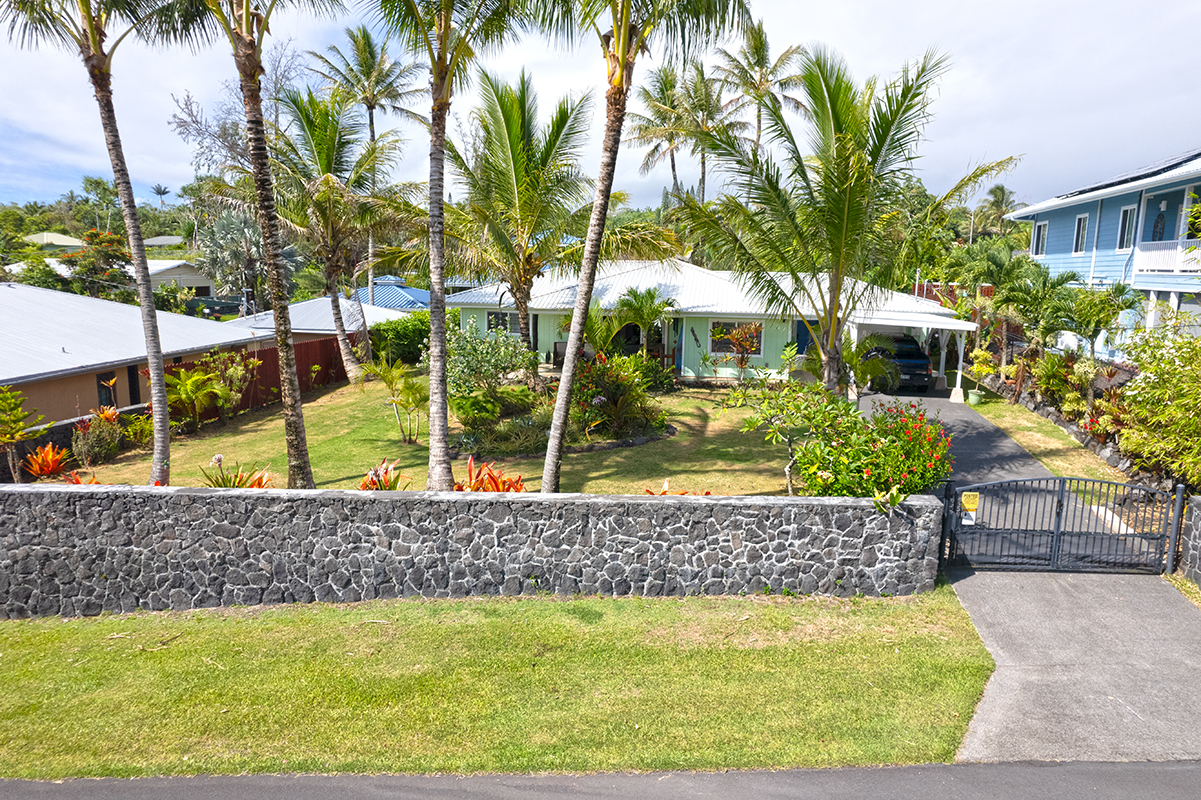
[1132,239,1201,274]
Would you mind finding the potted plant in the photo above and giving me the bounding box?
[967,348,995,406]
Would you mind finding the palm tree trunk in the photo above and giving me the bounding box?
[426,95,455,491]
[326,267,363,384]
[86,54,170,486]
[669,148,680,195]
[542,83,630,493]
[367,106,377,307]
[698,150,706,204]
[235,37,315,489]
[514,285,533,353]
[999,318,1009,369]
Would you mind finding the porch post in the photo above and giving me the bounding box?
[936,328,949,391]
[950,332,965,404]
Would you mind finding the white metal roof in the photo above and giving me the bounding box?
[1010,149,1201,220]
[22,232,82,247]
[0,282,271,385]
[448,259,964,328]
[7,258,201,278]
[223,296,409,335]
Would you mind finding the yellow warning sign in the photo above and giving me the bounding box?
[961,492,980,512]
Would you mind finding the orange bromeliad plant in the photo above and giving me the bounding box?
[453,456,525,493]
[359,459,412,491]
[24,443,70,478]
[63,470,101,484]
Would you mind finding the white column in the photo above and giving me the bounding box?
[950,333,966,404]
[1170,291,1181,312]
[1146,290,1158,330]
[936,331,949,391]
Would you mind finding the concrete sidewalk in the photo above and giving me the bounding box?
[951,570,1201,762]
[3,761,1201,800]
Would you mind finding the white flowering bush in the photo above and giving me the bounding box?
[423,320,538,396]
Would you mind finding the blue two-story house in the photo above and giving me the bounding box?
[1009,149,1201,331]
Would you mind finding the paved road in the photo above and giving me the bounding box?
[951,570,1201,762]
[3,761,1201,800]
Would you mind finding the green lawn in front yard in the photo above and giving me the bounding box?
[0,586,992,778]
[92,383,787,495]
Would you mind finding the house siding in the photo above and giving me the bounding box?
[678,317,791,380]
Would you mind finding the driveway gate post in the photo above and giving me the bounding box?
[1166,484,1187,574]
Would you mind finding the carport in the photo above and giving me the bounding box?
[849,308,979,403]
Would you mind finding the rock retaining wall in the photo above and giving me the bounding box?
[0,485,943,618]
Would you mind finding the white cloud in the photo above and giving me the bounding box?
[2,2,1200,211]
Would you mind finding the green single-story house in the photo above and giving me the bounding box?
[446,259,976,395]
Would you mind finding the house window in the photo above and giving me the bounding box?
[96,371,117,408]
[486,311,520,335]
[127,365,141,406]
[1032,221,1048,256]
[191,286,211,297]
[1073,214,1089,254]
[1117,206,1137,250]
[710,322,762,355]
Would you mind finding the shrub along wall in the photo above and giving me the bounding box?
[0,485,943,618]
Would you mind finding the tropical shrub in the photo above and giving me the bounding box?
[165,367,227,433]
[624,351,675,393]
[152,282,194,313]
[713,322,763,381]
[453,456,525,492]
[120,412,155,448]
[199,454,273,488]
[24,443,69,479]
[363,358,429,443]
[197,349,262,420]
[0,384,44,483]
[1117,314,1201,484]
[429,320,538,395]
[493,385,538,416]
[71,411,122,467]
[449,391,502,431]
[359,458,412,491]
[729,374,952,497]
[570,353,664,439]
[371,310,431,364]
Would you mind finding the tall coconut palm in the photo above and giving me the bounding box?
[376,0,527,491]
[626,65,683,194]
[270,86,401,385]
[613,286,675,354]
[198,0,339,489]
[532,0,749,493]
[1,0,208,486]
[672,47,953,394]
[712,17,805,154]
[151,183,171,207]
[309,24,425,305]
[674,60,747,203]
[975,183,1025,239]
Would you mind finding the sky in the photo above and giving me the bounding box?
[1,1,1199,213]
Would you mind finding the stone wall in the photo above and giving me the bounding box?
[0,485,943,618]
[1180,497,1201,586]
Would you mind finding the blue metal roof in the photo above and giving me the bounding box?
[352,281,430,311]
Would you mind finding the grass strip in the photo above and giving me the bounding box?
[0,587,992,778]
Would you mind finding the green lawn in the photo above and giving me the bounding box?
[93,383,787,495]
[0,587,992,778]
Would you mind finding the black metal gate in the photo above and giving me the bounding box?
[943,478,1187,573]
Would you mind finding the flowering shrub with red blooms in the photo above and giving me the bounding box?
[570,353,664,438]
[863,401,954,495]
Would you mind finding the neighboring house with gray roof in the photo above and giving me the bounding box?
[223,296,410,343]
[8,258,216,297]
[447,258,974,383]
[0,282,271,421]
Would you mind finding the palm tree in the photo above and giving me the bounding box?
[945,240,1036,366]
[674,60,747,203]
[626,65,683,194]
[1063,283,1141,412]
[377,0,526,491]
[1,0,206,486]
[613,286,675,354]
[799,332,899,409]
[712,18,805,154]
[151,183,171,207]
[975,184,1026,239]
[309,24,425,306]
[197,0,336,489]
[195,209,300,313]
[672,46,951,393]
[532,0,749,493]
[270,87,400,385]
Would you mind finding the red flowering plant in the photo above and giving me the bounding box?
[864,401,954,495]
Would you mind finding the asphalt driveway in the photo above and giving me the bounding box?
[951,570,1201,762]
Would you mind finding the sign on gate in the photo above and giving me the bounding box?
[960,491,979,526]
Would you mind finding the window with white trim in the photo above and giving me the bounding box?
[1073,214,1089,254]
[1117,206,1137,250]
[486,311,520,335]
[1032,221,1048,256]
[709,322,763,355]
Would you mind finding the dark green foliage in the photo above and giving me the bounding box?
[71,415,122,468]
[624,351,676,393]
[448,391,502,431]
[493,385,537,416]
[571,354,665,439]
[371,311,431,364]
